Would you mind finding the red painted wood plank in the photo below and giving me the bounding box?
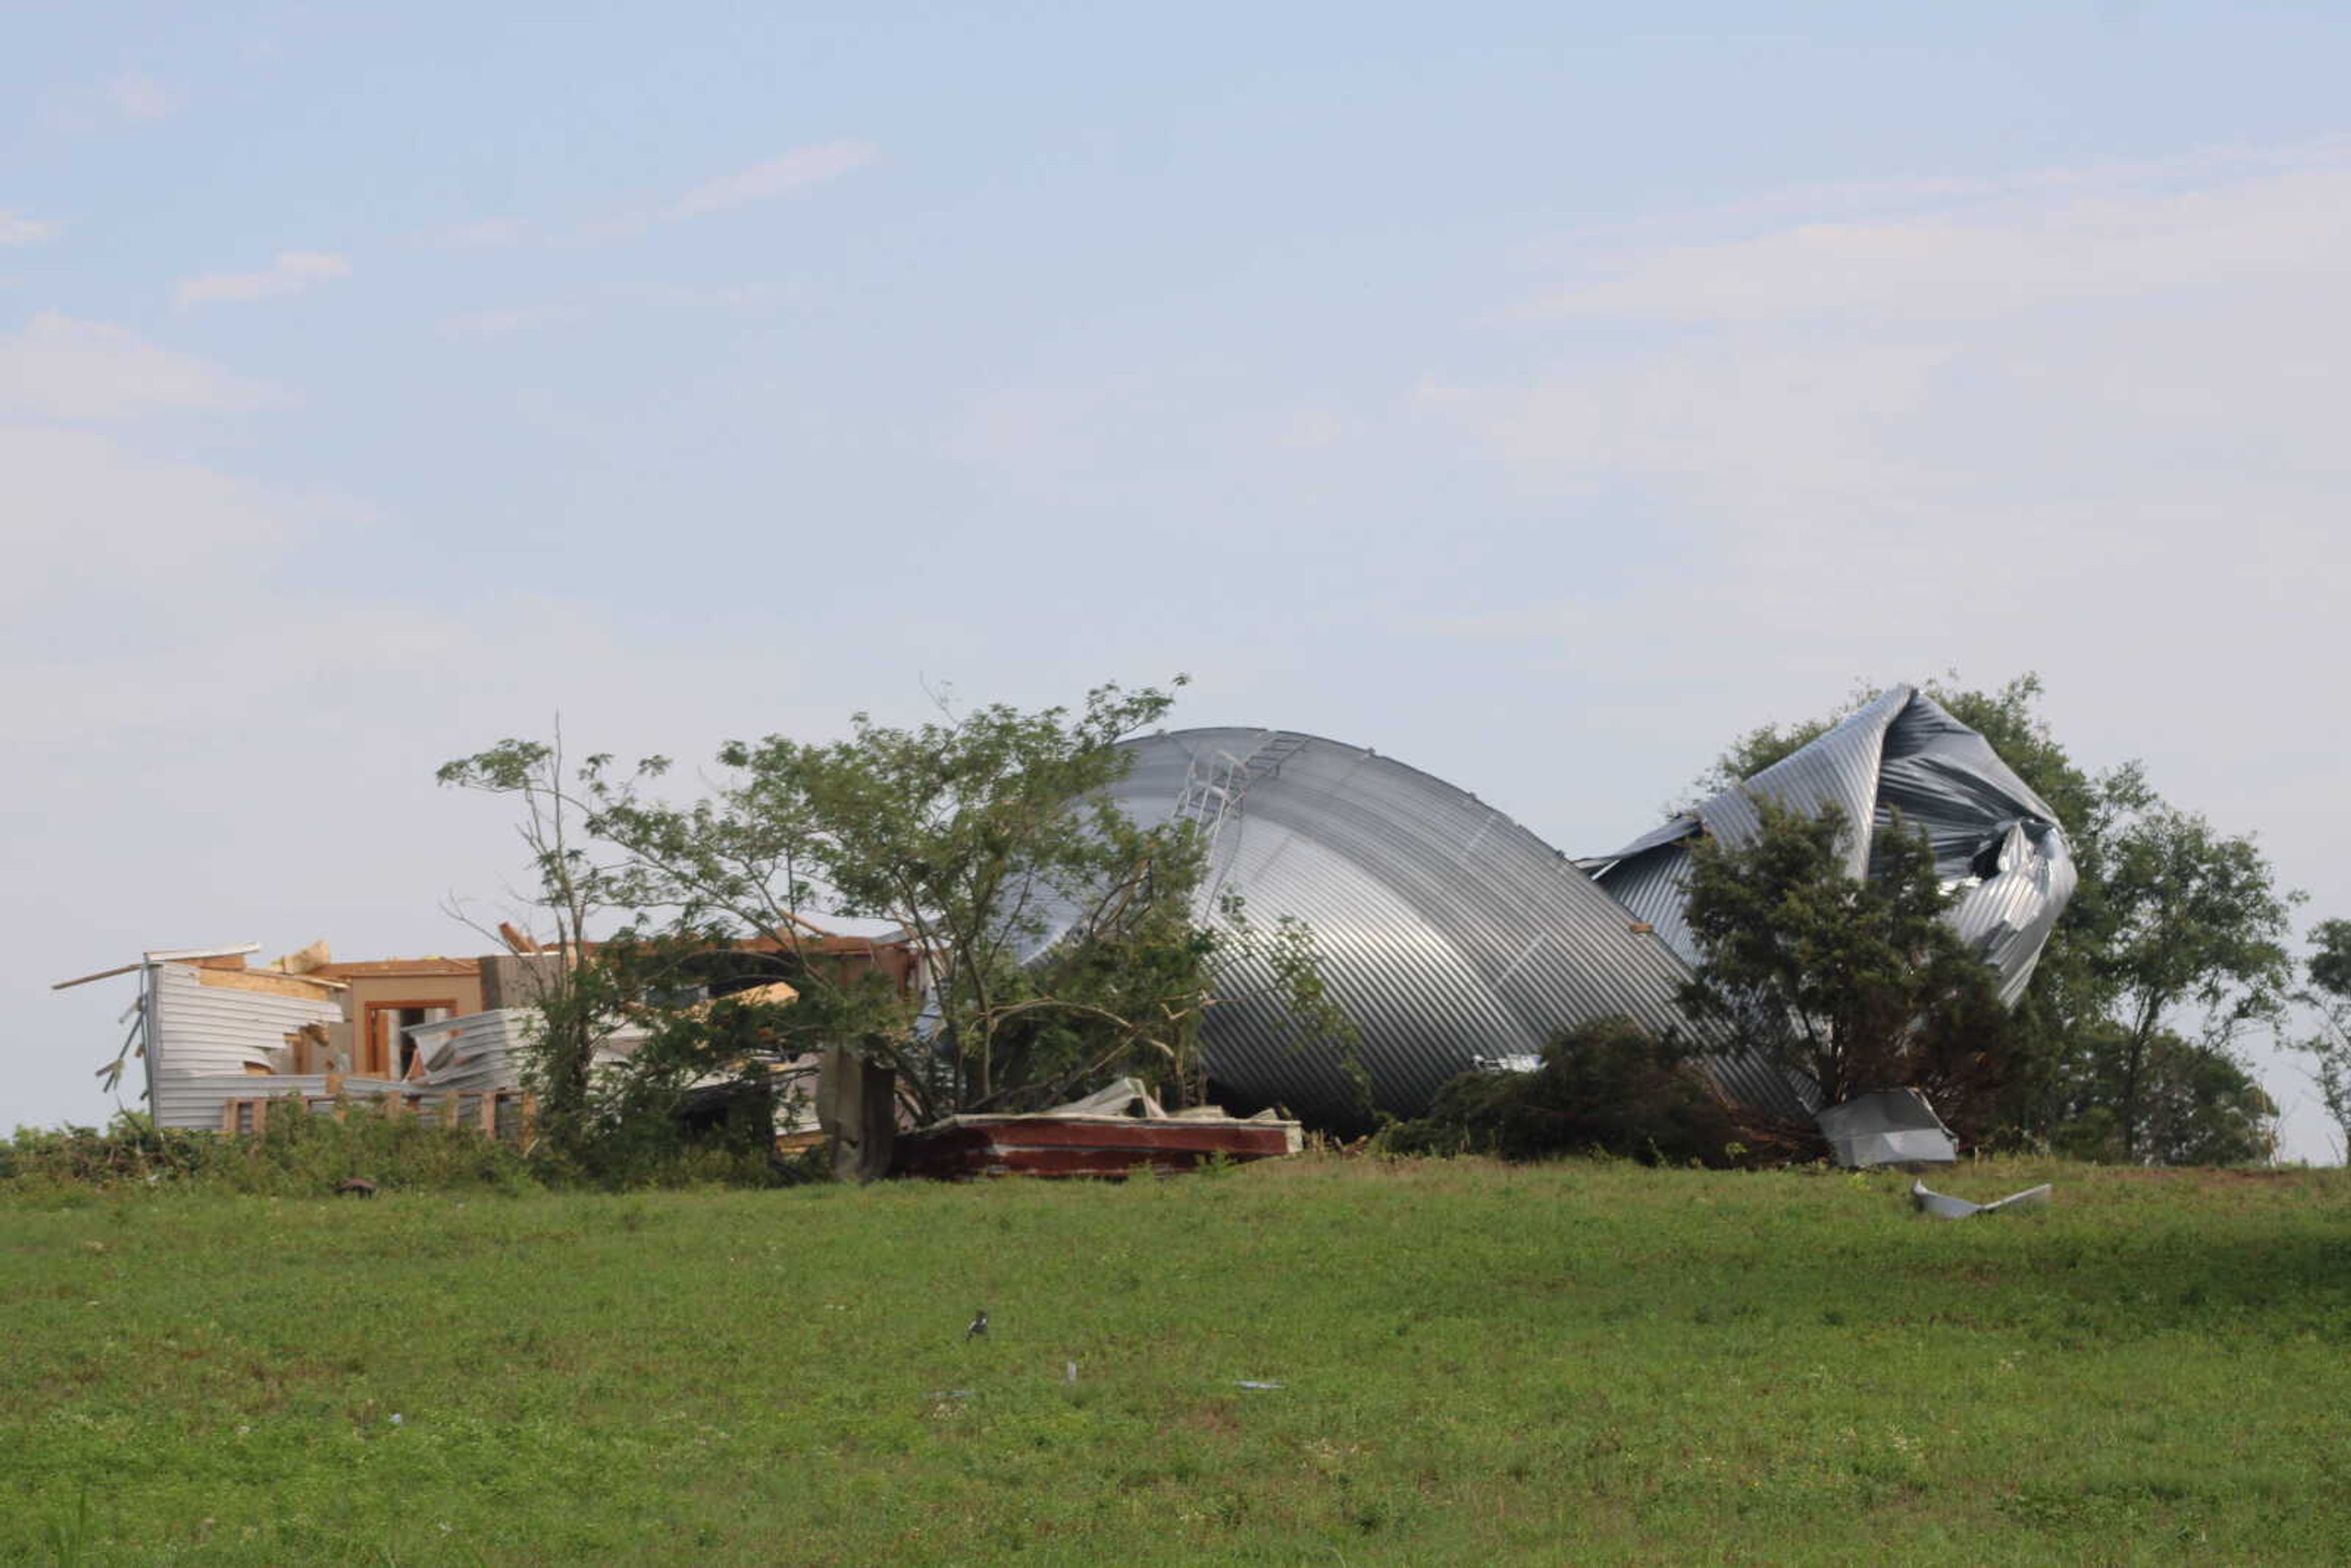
[942,1119,1292,1154]
[894,1117,1297,1180]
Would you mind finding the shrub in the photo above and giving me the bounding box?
[1,1106,541,1196]
[1379,1016,1743,1165]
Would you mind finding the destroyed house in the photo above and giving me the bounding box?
[57,932,922,1136]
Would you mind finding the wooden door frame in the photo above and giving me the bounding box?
[361,999,460,1078]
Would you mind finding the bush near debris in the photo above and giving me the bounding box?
[1379,1016,1745,1166]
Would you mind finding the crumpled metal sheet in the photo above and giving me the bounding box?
[1817,1087,1959,1168]
[1590,686,2077,1006]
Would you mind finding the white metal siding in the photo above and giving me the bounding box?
[148,964,343,1130]
[410,1009,532,1092]
[408,1008,645,1093]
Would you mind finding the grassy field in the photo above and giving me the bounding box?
[3,1158,2348,1566]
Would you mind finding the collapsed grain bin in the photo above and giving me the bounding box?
[1108,686,2074,1130]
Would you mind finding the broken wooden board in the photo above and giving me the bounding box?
[896,1112,1302,1180]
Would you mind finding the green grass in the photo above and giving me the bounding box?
[3,1158,2348,1565]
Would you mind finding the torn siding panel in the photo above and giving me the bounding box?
[1948,820,2078,1005]
[408,1008,648,1094]
[408,1010,528,1093]
[148,962,342,1129]
[1690,687,1916,879]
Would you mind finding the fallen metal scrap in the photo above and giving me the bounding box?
[1911,1180,2052,1219]
[1817,1088,1959,1168]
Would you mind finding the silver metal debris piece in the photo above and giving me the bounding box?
[1911,1180,2052,1219]
[1818,1089,1959,1168]
[1234,1380,1283,1391]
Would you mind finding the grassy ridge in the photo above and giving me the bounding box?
[3,1159,2348,1565]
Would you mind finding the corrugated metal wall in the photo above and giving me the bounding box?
[148,964,343,1130]
[1111,730,1734,1127]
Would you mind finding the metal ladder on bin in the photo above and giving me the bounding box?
[1171,731,1309,906]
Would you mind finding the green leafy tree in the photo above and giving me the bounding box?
[1676,796,2010,1118]
[453,680,1354,1129]
[2036,1022,2276,1166]
[435,729,636,1160]
[2291,919,2351,1161]
[437,735,795,1174]
[2088,805,2298,1160]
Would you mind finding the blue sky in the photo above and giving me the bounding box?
[9,3,2350,1155]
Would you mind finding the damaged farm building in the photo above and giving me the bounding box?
[1106,684,2075,1134]
[54,931,921,1142]
[61,685,2074,1161]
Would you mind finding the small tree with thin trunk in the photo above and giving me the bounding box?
[436,730,650,1164]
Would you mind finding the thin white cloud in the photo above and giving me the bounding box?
[429,217,527,249]
[1523,137,2351,263]
[175,250,351,308]
[1531,146,2351,325]
[106,71,182,122]
[1,209,62,247]
[0,424,298,616]
[437,306,561,336]
[667,141,879,219]
[0,312,279,419]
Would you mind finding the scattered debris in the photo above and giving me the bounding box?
[56,932,921,1160]
[1234,1380,1283,1391]
[1065,1361,1078,1384]
[898,1077,1303,1180]
[333,1178,378,1198]
[1911,1180,2052,1220]
[1818,1089,1959,1168]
